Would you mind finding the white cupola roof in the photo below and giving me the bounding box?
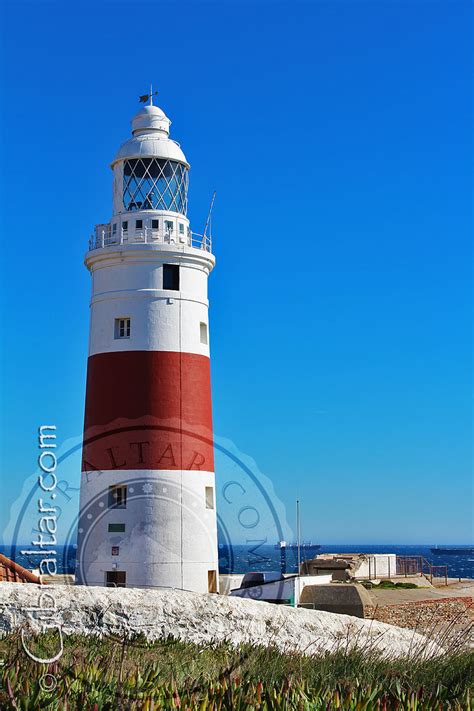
[112,102,189,168]
[132,104,170,136]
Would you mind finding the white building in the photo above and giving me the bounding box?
[76,95,219,594]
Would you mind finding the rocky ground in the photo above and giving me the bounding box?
[0,582,443,658]
[364,579,474,648]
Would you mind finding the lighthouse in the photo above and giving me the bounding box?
[76,93,219,594]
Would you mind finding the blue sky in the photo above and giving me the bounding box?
[0,1,471,545]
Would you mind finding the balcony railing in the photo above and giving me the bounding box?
[88,225,212,253]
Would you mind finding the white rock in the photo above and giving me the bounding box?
[0,583,440,658]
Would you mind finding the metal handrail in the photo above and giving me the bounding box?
[396,555,448,585]
[88,226,212,253]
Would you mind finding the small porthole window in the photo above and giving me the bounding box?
[136,219,143,229]
[115,318,131,339]
[200,322,208,345]
[205,486,214,509]
[152,219,159,229]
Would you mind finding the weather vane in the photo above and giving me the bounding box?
[139,84,158,105]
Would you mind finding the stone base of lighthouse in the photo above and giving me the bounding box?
[76,469,219,593]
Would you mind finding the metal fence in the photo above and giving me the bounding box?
[88,226,212,253]
[396,555,448,585]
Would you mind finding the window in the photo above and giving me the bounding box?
[112,223,117,234]
[122,221,128,231]
[123,158,188,213]
[205,486,214,509]
[108,485,127,509]
[208,570,217,593]
[179,223,184,234]
[115,318,131,339]
[163,264,180,291]
[111,546,119,556]
[106,571,126,587]
[108,523,125,533]
[165,220,174,232]
[135,219,143,229]
[200,322,208,345]
[152,219,159,229]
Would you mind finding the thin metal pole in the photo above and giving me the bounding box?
[296,498,301,575]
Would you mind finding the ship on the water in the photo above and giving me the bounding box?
[275,540,321,551]
[430,546,474,555]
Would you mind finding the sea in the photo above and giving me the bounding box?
[1,543,473,579]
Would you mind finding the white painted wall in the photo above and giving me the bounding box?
[353,554,397,579]
[219,574,245,595]
[230,575,332,606]
[86,246,213,358]
[77,469,219,593]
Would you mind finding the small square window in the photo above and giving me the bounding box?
[122,221,128,231]
[111,546,119,556]
[136,219,143,229]
[152,219,159,229]
[179,223,184,234]
[108,523,125,533]
[115,318,131,339]
[108,485,127,509]
[205,486,214,509]
[163,264,180,291]
[200,322,208,345]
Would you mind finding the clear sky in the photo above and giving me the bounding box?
[0,0,472,545]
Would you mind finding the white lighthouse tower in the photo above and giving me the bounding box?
[76,93,219,594]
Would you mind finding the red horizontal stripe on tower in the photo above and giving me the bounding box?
[82,351,214,472]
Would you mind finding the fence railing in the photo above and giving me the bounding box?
[88,227,212,253]
[396,555,448,585]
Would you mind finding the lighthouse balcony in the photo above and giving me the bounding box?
[88,223,212,253]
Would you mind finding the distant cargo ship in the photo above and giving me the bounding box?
[275,540,321,551]
[430,546,474,555]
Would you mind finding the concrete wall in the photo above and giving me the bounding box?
[299,583,373,618]
[219,574,245,595]
[354,554,397,580]
[230,575,332,606]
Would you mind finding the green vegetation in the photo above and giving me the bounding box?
[0,632,472,709]
[361,580,419,590]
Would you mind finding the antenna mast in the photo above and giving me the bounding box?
[203,191,216,248]
[296,498,301,575]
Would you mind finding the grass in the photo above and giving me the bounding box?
[0,631,473,709]
[360,580,419,590]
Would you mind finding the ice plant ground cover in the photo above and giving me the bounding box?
[0,632,473,709]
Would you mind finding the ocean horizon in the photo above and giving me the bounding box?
[2,543,473,580]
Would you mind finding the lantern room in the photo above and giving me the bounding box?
[88,99,212,252]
